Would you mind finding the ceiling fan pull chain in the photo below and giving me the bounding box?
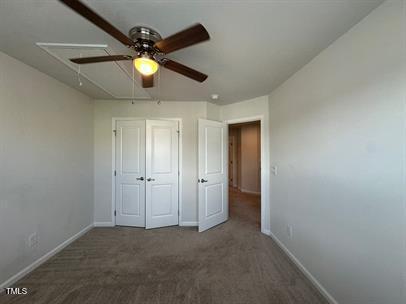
[77,53,83,87]
[157,68,161,105]
[131,64,135,105]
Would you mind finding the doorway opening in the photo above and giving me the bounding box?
[228,121,261,230]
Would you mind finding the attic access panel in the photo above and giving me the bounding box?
[36,43,151,99]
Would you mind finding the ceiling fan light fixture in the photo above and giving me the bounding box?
[133,56,159,76]
[59,0,210,88]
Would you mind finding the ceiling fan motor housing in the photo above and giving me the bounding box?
[129,26,162,56]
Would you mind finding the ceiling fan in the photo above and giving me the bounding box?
[59,0,210,88]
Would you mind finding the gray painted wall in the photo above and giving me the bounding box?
[0,51,94,286]
[268,1,405,303]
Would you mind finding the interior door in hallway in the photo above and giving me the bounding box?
[145,120,179,229]
[115,120,146,227]
[198,119,228,232]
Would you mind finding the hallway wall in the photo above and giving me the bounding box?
[229,123,261,194]
[240,123,261,194]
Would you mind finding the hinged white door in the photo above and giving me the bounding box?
[198,119,228,232]
[115,120,146,227]
[145,120,179,229]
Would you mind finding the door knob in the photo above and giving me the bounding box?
[200,178,208,183]
[136,177,144,181]
[147,178,155,182]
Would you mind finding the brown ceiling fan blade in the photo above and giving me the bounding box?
[162,59,207,82]
[70,55,132,64]
[142,75,154,88]
[59,0,135,46]
[154,23,209,54]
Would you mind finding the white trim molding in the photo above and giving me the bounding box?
[240,188,261,196]
[268,231,338,304]
[94,222,115,227]
[0,224,93,291]
[180,221,198,227]
[262,228,271,236]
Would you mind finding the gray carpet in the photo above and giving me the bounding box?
[0,190,327,304]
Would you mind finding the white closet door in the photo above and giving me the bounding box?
[198,119,228,232]
[115,120,146,227]
[145,120,179,229]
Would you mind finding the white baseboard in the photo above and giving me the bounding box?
[268,231,338,304]
[94,221,196,227]
[0,223,93,291]
[240,188,261,195]
[94,221,114,227]
[262,228,271,236]
[179,221,198,227]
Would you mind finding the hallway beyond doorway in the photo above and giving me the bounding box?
[229,187,261,231]
[228,120,261,231]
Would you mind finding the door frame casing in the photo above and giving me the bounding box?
[111,117,183,226]
[225,115,269,235]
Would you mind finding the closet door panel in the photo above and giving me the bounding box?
[115,120,146,227]
[145,120,179,229]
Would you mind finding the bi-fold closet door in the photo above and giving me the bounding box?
[115,119,179,229]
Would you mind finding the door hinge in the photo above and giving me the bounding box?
[114,210,116,216]
[114,170,116,176]
[113,130,117,136]
[176,130,180,134]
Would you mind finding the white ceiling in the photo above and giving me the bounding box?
[0,0,383,105]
